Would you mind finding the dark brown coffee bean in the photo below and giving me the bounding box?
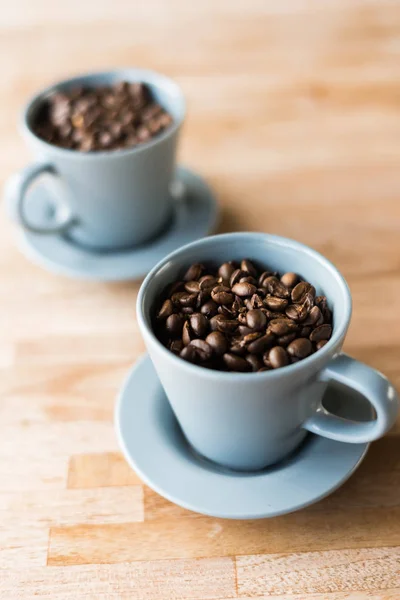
[262,276,290,299]
[181,307,194,315]
[287,338,313,358]
[165,314,184,337]
[246,309,267,331]
[171,291,187,306]
[248,294,264,309]
[231,282,257,297]
[200,300,218,318]
[169,339,183,354]
[189,339,213,362]
[183,263,204,282]
[239,276,257,286]
[180,345,197,363]
[277,333,297,347]
[190,313,208,338]
[245,354,263,371]
[285,303,309,321]
[247,332,275,354]
[223,353,251,372]
[258,366,271,372]
[178,292,198,307]
[291,281,312,304]
[316,340,328,350]
[196,289,210,308]
[199,275,218,290]
[258,271,275,287]
[268,318,297,336]
[231,297,244,312]
[280,272,299,288]
[300,326,312,337]
[310,324,332,342]
[206,331,228,356]
[211,285,234,305]
[315,296,328,311]
[230,269,246,287]
[182,321,194,346]
[268,346,289,369]
[264,296,289,311]
[157,299,174,320]
[218,262,236,281]
[184,280,200,293]
[167,281,184,296]
[229,342,247,355]
[238,325,254,336]
[241,259,258,277]
[218,319,239,334]
[322,307,332,324]
[242,332,262,345]
[210,314,226,331]
[303,305,322,326]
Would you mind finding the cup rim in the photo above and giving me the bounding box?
[137,231,352,380]
[20,67,186,161]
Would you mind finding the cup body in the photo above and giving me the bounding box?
[137,232,352,471]
[21,69,186,250]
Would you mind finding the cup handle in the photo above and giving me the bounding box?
[15,163,77,234]
[303,353,399,443]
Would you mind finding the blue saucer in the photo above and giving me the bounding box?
[5,166,218,282]
[115,355,372,520]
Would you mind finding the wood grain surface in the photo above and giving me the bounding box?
[1,0,400,598]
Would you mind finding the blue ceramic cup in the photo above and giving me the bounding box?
[137,232,399,471]
[11,69,185,250]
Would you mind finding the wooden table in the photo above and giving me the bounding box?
[1,1,399,598]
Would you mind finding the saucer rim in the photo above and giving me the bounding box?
[115,354,370,520]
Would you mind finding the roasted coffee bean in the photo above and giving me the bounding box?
[157,299,174,320]
[169,339,183,354]
[280,272,299,288]
[182,321,194,346]
[190,313,208,337]
[218,262,236,281]
[258,366,271,372]
[189,339,213,362]
[184,280,200,293]
[200,300,218,318]
[231,282,257,297]
[300,326,312,338]
[268,318,297,336]
[183,263,204,282]
[206,331,228,356]
[223,353,251,372]
[165,314,184,337]
[199,275,218,290]
[178,292,198,307]
[239,276,257,285]
[241,259,258,278]
[246,354,264,371]
[316,340,328,350]
[180,345,197,363]
[285,303,309,321]
[291,281,312,304]
[156,259,333,372]
[247,332,275,354]
[303,305,322,326]
[277,333,296,347]
[246,309,267,331]
[230,269,246,287]
[218,319,239,334]
[309,324,332,342]
[264,295,288,311]
[211,285,234,305]
[287,338,313,358]
[268,346,289,369]
[258,271,275,287]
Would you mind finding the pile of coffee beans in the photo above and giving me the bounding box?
[154,260,333,372]
[32,81,173,152]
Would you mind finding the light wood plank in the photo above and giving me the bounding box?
[47,507,400,566]
[68,453,142,489]
[0,558,236,599]
[236,547,400,596]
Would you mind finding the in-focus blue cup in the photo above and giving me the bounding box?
[11,68,186,250]
[137,232,399,471]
